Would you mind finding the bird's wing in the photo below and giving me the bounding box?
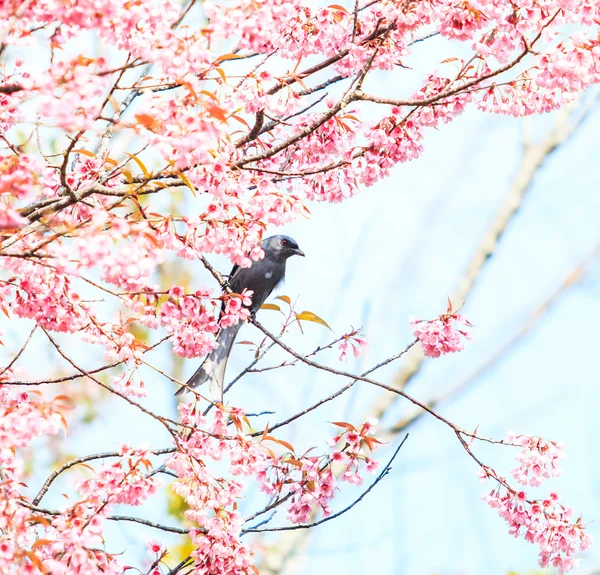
[239,258,285,312]
[227,262,240,282]
[221,257,286,323]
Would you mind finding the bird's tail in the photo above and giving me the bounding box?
[175,324,241,401]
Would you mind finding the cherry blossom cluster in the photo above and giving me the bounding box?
[0,387,159,574]
[6,261,91,334]
[78,446,160,506]
[328,418,380,485]
[167,404,263,575]
[111,369,147,398]
[338,329,367,361]
[258,425,379,524]
[220,289,254,328]
[477,434,589,573]
[159,287,220,359]
[409,301,473,358]
[167,402,383,571]
[0,152,40,200]
[154,286,254,358]
[38,448,159,575]
[484,489,591,574]
[0,387,64,450]
[506,432,565,486]
[285,464,338,524]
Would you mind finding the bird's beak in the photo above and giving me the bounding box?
[293,247,305,257]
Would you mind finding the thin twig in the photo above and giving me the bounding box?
[243,433,409,533]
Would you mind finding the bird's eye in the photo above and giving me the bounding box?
[281,239,289,246]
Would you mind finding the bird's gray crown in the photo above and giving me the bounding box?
[262,235,305,262]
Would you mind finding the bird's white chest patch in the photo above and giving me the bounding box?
[265,271,273,279]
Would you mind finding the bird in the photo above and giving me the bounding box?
[176,235,305,401]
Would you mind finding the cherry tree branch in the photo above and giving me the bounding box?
[243,433,409,533]
[33,447,176,506]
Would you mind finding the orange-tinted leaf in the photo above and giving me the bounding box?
[177,171,197,196]
[125,153,151,178]
[361,436,383,451]
[199,90,219,102]
[23,550,45,573]
[263,446,277,460]
[260,303,281,311]
[134,114,161,132]
[296,311,331,330]
[231,114,250,128]
[28,515,52,526]
[289,74,308,91]
[275,295,291,305]
[72,149,96,158]
[263,435,294,452]
[328,4,348,12]
[74,55,95,67]
[331,421,355,430]
[216,53,243,62]
[274,438,294,452]
[215,67,227,83]
[204,101,228,123]
[58,414,69,435]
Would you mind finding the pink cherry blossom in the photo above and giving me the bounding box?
[147,540,164,555]
[484,488,591,574]
[338,329,366,361]
[410,302,473,358]
[508,432,565,486]
[0,206,28,229]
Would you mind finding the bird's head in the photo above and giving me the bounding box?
[262,235,305,262]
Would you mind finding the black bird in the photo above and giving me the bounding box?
[176,235,305,400]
